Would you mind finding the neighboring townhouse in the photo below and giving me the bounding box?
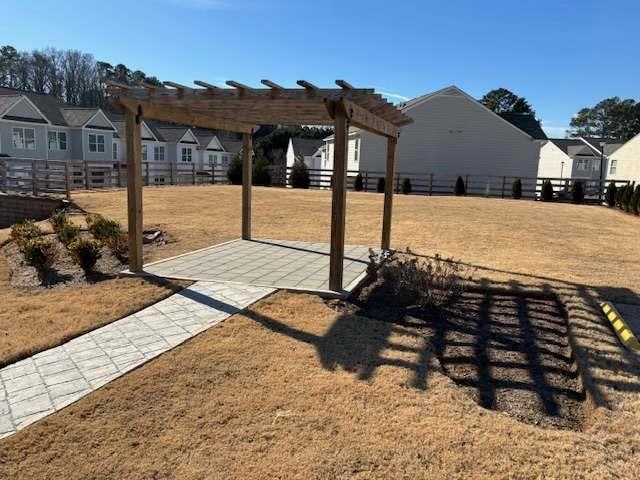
[538,137,623,181]
[193,128,237,170]
[605,132,640,183]
[285,137,323,170]
[321,85,546,179]
[320,131,361,172]
[0,87,116,164]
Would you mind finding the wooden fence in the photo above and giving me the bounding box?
[0,157,631,204]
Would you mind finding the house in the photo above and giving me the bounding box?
[537,137,624,181]
[321,85,546,179]
[285,137,323,170]
[193,128,237,170]
[604,132,640,183]
[0,87,116,163]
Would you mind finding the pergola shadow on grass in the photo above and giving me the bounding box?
[107,79,412,291]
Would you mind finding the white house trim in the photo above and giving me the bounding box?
[82,110,117,132]
[0,96,23,117]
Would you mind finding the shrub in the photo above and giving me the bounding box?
[289,160,310,188]
[616,184,626,209]
[22,237,57,271]
[104,233,128,258]
[376,252,469,308]
[632,184,640,215]
[376,177,385,193]
[86,214,123,240]
[49,210,68,232]
[10,220,43,247]
[541,179,554,201]
[227,154,243,185]
[252,157,272,186]
[57,222,80,245]
[401,178,412,195]
[571,181,585,204]
[623,182,635,211]
[605,182,617,207]
[354,173,364,192]
[68,238,102,272]
[512,179,522,199]
[454,176,466,196]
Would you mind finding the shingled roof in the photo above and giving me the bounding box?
[498,113,547,140]
[290,137,323,157]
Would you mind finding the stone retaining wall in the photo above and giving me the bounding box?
[0,194,65,228]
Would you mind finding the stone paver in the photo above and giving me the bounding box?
[144,238,373,293]
[0,281,273,439]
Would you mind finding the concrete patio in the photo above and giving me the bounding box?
[143,239,374,295]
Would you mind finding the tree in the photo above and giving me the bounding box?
[354,173,363,192]
[568,97,640,141]
[571,181,585,204]
[401,178,412,194]
[605,182,617,207]
[512,179,522,199]
[0,45,20,88]
[254,125,333,166]
[289,160,310,188]
[252,154,272,186]
[376,177,385,193]
[454,176,466,196]
[481,88,534,115]
[227,154,243,185]
[541,180,554,202]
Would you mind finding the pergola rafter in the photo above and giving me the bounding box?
[107,79,412,291]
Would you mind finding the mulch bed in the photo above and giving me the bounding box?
[334,277,586,431]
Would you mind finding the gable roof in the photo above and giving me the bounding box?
[220,139,242,154]
[0,87,69,126]
[581,137,624,156]
[0,95,23,116]
[290,137,323,157]
[498,113,547,140]
[61,108,99,127]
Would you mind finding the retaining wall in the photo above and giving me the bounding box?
[0,194,65,228]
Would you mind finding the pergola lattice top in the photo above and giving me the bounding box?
[106,79,413,137]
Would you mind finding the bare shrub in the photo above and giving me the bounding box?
[370,248,470,308]
[10,220,43,247]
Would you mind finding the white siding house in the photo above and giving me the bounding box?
[286,137,323,170]
[605,132,640,183]
[321,85,545,179]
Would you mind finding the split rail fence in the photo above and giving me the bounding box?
[0,157,631,204]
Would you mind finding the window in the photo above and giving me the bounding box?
[354,138,360,162]
[88,133,105,153]
[142,144,148,161]
[181,147,192,162]
[12,127,36,150]
[610,159,617,175]
[154,145,165,161]
[576,159,587,170]
[47,130,67,151]
[208,154,214,166]
[222,155,228,167]
[113,142,118,160]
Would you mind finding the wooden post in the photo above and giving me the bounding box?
[117,162,122,188]
[364,171,368,192]
[84,161,90,189]
[381,136,397,250]
[395,172,400,194]
[31,160,37,196]
[465,175,469,195]
[64,161,71,200]
[192,163,196,185]
[145,162,150,186]
[501,176,506,198]
[329,107,349,291]
[241,132,253,240]
[428,173,433,196]
[211,162,215,184]
[125,107,143,272]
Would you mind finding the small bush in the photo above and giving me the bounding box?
[68,237,102,272]
[375,251,469,308]
[401,178,412,195]
[10,220,43,247]
[86,214,123,240]
[22,237,57,271]
[454,176,466,196]
[605,182,617,207]
[571,181,585,204]
[616,184,626,209]
[227,154,243,185]
[632,184,640,215]
[512,179,522,199]
[104,233,128,258]
[252,157,272,186]
[376,177,385,193]
[57,222,80,245]
[354,173,364,192]
[623,182,635,211]
[541,179,554,202]
[49,210,68,232]
[289,160,310,188]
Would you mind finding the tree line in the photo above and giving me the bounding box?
[0,44,160,109]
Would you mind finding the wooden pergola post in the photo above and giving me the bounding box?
[241,132,253,240]
[125,107,143,272]
[329,104,349,291]
[381,136,397,250]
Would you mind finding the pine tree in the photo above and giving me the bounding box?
[571,181,585,204]
[401,178,412,195]
[289,160,310,188]
[541,179,554,201]
[376,177,385,193]
[605,182,617,207]
[512,179,522,199]
[354,173,363,192]
[454,176,466,196]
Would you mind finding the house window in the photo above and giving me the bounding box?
[208,154,215,166]
[181,147,192,162]
[154,145,165,161]
[222,156,228,167]
[47,130,67,151]
[88,133,105,153]
[12,127,36,150]
[610,159,617,175]
[113,142,118,160]
[142,144,148,161]
[576,159,588,170]
[354,138,359,162]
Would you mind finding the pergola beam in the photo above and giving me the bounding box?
[226,80,251,93]
[296,80,319,93]
[163,81,191,92]
[261,79,285,91]
[193,80,221,91]
[341,99,400,138]
[335,79,354,90]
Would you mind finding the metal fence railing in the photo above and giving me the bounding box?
[0,157,631,204]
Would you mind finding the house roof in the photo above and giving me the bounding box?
[220,139,242,154]
[291,137,323,157]
[146,122,191,143]
[61,108,100,127]
[0,95,22,116]
[0,87,69,125]
[498,113,547,140]
[581,137,624,156]
[550,137,624,158]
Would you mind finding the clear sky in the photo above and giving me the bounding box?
[3,0,638,137]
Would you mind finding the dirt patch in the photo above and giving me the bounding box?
[341,279,585,430]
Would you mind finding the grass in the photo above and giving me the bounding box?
[1,185,639,478]
[0,291,638,479]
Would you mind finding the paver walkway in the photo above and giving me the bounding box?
[0,281,274,439]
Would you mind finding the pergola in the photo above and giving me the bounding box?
[106,79,413,291]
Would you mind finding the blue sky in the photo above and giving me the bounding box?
[3,0,638,137]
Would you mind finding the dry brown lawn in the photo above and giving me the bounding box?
[73,185,640,299]
[1,291,638,479]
